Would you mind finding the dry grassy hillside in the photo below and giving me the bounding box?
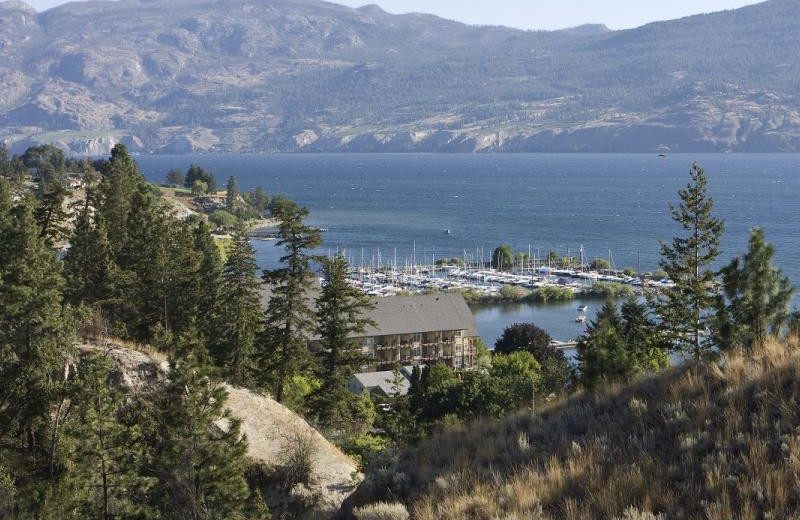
[345,338,800,519]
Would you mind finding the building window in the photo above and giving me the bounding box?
[415,333,422,343]
[412,346,422,358]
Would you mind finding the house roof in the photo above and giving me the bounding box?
[260,284,478,338]
[351,371,411,396]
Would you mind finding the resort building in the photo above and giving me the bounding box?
[346,293,479,372]
[260,289,480,372]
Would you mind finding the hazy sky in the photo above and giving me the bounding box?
[25,0,764,30]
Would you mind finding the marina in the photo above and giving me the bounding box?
[340,255,675,298]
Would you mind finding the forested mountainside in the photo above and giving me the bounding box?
[1,0,800,154]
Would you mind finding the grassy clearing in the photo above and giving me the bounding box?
[347,337,800,519]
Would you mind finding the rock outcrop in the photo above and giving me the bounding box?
[80,342,360,518]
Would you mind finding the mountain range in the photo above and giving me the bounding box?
[1,0,799,154]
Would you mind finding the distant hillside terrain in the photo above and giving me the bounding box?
[343,339,800,519]
[1,0,800,154]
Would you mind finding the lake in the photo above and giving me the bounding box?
[135,153,800,344]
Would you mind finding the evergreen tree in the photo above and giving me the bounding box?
[63,197,113,307]
[218,225,263,386]
[0,180,75,470]
[258,199,321,403]
[184,165,217,193]
[652,163,725,358]
[225,176,240,213]
[310,254,375,430]
[62,353,153,520]
[96,145,144,253]
[0,144,9,178]
[578,299,668,389]
[166,169,185,187]
[34,180,70,246]
[149,351,252,520]
[714,228,795,351]
[193,220,224,344]
[576,302,628,389]
[619,296,670,374]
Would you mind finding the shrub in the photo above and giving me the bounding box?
[339,434,388,469]
[279,430,317,491]
[353,502,410,520]
[209,210,238,228]
[532,286,575,302]
[582,281,634,299]
[498,285,528,302]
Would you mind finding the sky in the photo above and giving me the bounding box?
[24,0,765,31]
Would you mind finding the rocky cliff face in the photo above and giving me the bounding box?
[2,0,800,153]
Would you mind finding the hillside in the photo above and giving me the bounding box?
[80,342,360,518]
[344,338,800,519]
[1,0,800,153]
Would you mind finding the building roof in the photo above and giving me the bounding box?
[260,285,478,339]
[351,371,411,396]
[362,293,478,337]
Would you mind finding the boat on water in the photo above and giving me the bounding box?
[575,315,587,323]
[659,153,667,157]
[445,229,451,235]
[577,305,588,312]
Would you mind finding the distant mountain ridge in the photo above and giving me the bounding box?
[1,0,799,154]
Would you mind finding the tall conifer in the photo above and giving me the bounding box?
[258,199,321,403]
[310,254,375,429]
[652,163,725,358]
[218,225,262,386]
[150,352,251,520]
[715,228,795,350]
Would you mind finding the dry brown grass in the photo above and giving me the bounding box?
[347,337,800,519]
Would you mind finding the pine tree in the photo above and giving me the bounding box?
[652,163,725,358]
[258,199,321,403]
[619,296,670,374]
[62,353,153,520]
[150,351,251,520]
[63,196,113,307]
[225,176,240,213]
[0,180,75,465]
[96,145,145,254]
[218,225,263,386]
[714,228,795,351]
[576,301,628,389]
[193,220,224,344]
[310,254,375,430]
[34,179,70,246]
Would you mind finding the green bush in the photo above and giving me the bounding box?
[531,286,575,302]
[499,285,529,302]
[209,210,238,228]
[582,282,634,299]
[339,434,388,469]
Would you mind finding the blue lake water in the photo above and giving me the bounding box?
[135,153,800,344]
